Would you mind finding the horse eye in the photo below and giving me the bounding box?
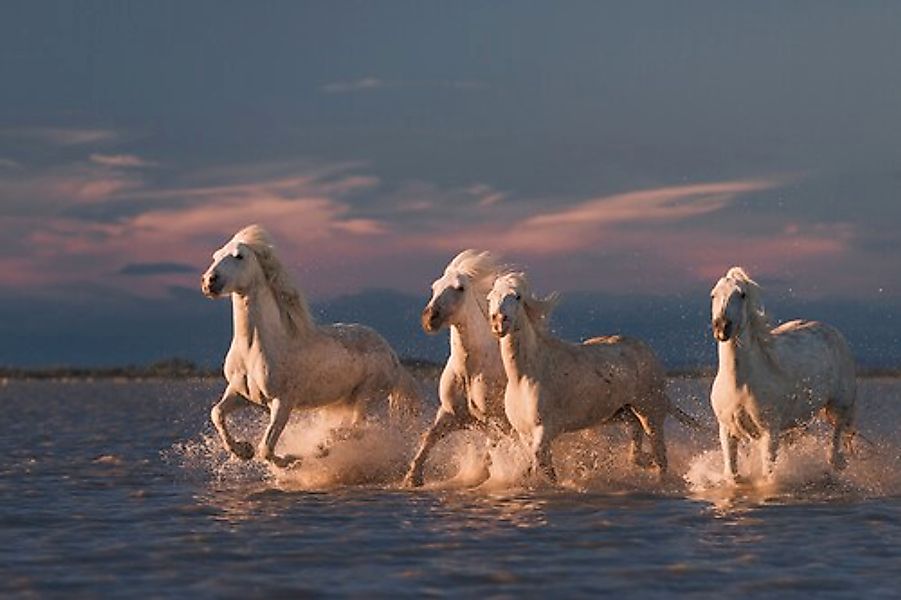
[235,254,243,260]
[514,293,522,301]
[454,285,465,292]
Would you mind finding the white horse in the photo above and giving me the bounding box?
[488,272,697,483]
[710,267,857,484]
[201,225,422,468]
[403,250,507,487]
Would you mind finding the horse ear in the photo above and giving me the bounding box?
[523,292,559,323]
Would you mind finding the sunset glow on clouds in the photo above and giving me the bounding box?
[0,128,873,301]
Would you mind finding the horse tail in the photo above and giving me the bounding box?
[666,395,706,431]
[389,366,424,422]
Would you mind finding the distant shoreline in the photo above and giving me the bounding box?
[1,358,899,382]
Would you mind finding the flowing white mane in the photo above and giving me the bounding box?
[725,266,771,343]
[232,224,312,335]
[502,271,559,331]
[445,249,503,297]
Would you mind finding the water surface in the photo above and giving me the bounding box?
[1,379,899,597]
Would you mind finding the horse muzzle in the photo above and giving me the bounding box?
[490,313,510,337]
[712,318,733,342]
[420,305,443,333]
[201,273,223,298]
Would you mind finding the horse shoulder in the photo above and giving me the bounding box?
[504,374,542,433]
[438,362,468,414]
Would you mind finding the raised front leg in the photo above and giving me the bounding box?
[403,409,462,487]
[258,397,300,468]
[211,389,254,460]
[719,423,739,484]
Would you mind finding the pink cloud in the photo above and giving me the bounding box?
[0,161,885,302]
[89,153,157,168]
[1,127,119,146]
[525,178,785,228]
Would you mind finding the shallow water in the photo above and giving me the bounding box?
[1,378,899,597]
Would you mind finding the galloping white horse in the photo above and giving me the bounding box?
[710,267,857,483]
[488,272,697,482]
[403,250,507,487]
[201,225,422,467]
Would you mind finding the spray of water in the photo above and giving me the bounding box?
[167,377,901,503]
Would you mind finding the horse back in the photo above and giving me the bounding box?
[768,319,856,404]
[582,335,665,386]
[770,320,854,370]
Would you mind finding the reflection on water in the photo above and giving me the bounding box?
[0,379,899,597]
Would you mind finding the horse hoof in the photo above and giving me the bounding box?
[271,454,301,469]
[232,441,254,460]
[402,472,424,488]
[631,451,654,469]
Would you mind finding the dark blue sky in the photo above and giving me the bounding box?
[1,2,900,365]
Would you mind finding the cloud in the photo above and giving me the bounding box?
[0,158,21,170]
[0,159,391,295]
[466,183,507,207]
[320,77,386,93]
[0,163,146,215]
[118,262,196,276]
[90,153,157,168]
[524,178,785,229]
[424,177,793,255]
[320,77,487,94]
[1,127,119,146]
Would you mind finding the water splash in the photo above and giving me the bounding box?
[168,378,901,504]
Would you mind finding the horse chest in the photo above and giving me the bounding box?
[465,374,503,420]
[712,382,766,439]
[225,349,278,405]
[504,377,542,433]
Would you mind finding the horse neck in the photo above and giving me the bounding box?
[717,328,772,387]
[449,292,499,374]
[498,316,540,382]
[230,284,297,351]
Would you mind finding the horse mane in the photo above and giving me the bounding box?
[445,249,503,298]
[726,266,772,344]
[232,224,313,336]
[501,271,560,333]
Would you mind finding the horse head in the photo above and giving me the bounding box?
[421,249,498,333]
[201,226,268,298]
[487,272,557,338]
[710,266,766,342]
[486,272,525,337]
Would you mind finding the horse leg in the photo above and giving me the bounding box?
[531,426,557,484]
[403,409,462,487]
[826,402,855,471]
[760,430,779,483]
[211,390,254,460]
[719,424,739,484]
[258,397,300,468]
[629,408,667,475]
[626,412,648,466]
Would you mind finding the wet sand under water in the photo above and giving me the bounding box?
[1,378,899,597]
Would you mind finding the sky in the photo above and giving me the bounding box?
[2,2,900,366]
